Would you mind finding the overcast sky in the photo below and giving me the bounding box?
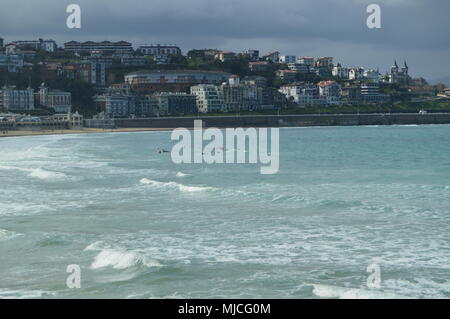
[1,0,449,82]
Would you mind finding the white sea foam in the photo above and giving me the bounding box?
[28,168,67,180]
[85,241,162,270]
[0,165,66,180]
[179,185,213,192]
[176,172,191,178]
[0,289,53,299]
[311,284,409,299]
[0,229,21,242]
[140,178,212,192]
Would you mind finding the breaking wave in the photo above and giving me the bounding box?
[140,178,213,192]
[176,172,191,178]
[0,229,21,242]
[85,241,163,270]
[311,284,408,299]
[0,165,67,180]
[0,289,54,299]
[27,168,67,180]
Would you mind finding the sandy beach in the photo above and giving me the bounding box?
[0,128,173,138]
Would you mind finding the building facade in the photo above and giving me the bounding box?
[137,45,182,56]
[190,85,225,113]
[221,77,260,112]
[94,93,134,118]
[0,54,24,72]
[77,62,107,87]
[215,51,236,62]
[389,60,410,85]
[10,39,57,52]
[360,83,389,103]
[125,70,230,95]
[37,83,72,113]
[279,82,321,107]
[64,41,133,55]
[318,81,342,105]
[276,69,298,82]
[243,49,259,61]
[249,61,272,72]
[0,86,35,111]
[332,64,349,79]
[262,51,280,63]
[279,55,297,64]
[154,93,197,116]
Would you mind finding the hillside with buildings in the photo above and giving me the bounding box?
[1,36,449,121]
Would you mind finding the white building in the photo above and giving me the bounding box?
[279,82,321,107]
[318,81,342,105]
[332,64,349,79]
[315,57,334,68]
[11,39,57,52]
[287,63,311,73]
[0,54,23,72]
[137,44,182,56]
[262,51,280,63]
[279,55,297,64]
[0,86,34,111]
[214,51,236,62]
[243,49,259,61]
[38,83,72,113]
[349,67,365,80]
[190,85,225,113]
[363,69,381,83]
[297,56,315,68]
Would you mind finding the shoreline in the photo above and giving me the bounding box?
[0,127,174,138]
[1,123,449,139]
[2,113,450,139]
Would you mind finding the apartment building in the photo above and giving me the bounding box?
[243,49,260,61]
[279,55,297,64]
[279,82,321,107]
[190,85,225,113]
[37,83,72,113]
[0,54,24,72]
[262,51,280,63]
[276,69,298,82]
[221,77,260,112]
[137,45,182,56]
[124,70,230,95]
[0,86,35,111]
[249,61,272,72]
[318,81,342,105]
[64,41,133,55]
[154,93,197,116]
[215,51,236,62]
[10,39,57,52]
[297,57,315,68]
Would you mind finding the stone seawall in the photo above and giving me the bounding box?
[113,113,450,129]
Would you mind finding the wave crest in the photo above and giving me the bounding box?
[140,178,212,193]
[85,241,162,270]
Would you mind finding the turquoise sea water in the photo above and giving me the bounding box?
[0,125,449,299]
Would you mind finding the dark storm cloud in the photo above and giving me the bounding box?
[0,0,449,80]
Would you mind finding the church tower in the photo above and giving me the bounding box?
[401,61,408,75]
[391,60,399,74]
